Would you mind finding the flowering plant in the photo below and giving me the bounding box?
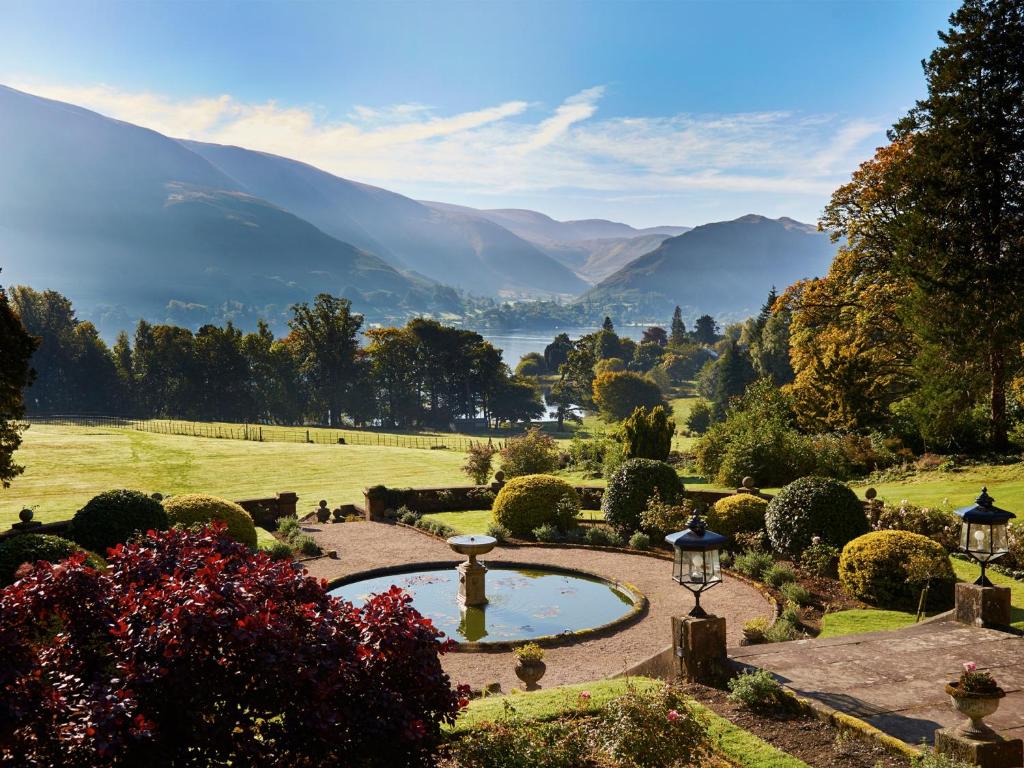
[956,662,1000,695]
[513,642,545,663]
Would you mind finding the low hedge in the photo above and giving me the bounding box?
[0,533,105,586]
[492,475,580,537]
[765,476,867,556]
[706,494,768,543]
[602,459,683,535]
[163,493,258,549]
[839,530,955,611]
[71,489,168,553]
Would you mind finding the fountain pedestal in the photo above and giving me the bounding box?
[447,535,498,607]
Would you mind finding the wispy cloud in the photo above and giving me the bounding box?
[7,78,884,221]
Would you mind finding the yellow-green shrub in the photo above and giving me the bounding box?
[163,493,258,549]
[492,475,580,537]
[706,494,768,543]
[838,530,955,611]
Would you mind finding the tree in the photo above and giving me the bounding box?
[697,339,756,421]
[463,442,497,484]
[592,371,666,421]
[288,294,363,427]
[602,315,615,332]
[628,342,664,373]
[0,277,37,487]
[193,323,255,422]
[642,326,668,346]
[693,314,718,345]
[490,376,545,427]
[670,306,687,347]
[621,405,675,461]
[543,333,573,372]
[515,352,546,377]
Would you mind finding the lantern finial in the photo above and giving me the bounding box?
[977,487,994,507]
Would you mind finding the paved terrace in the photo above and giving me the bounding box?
[304,520,773,693]
[731,619,1024,746]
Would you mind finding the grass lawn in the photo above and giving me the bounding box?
[421,508,604,535]
[255,526,278,551]
[851,462,1024,511]
[1,424,470,528]
[451,678,810,768]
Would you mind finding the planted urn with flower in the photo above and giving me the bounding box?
[946,662,1005,739]
[513,643,546,690]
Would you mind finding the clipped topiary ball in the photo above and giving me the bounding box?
[839,530,955,611]
[0,533,105,586]
[163,493,258,549]
[71,489,169,554]
[602,458,683,534]
[706,494,768,543]
[764,476,868,556]
[491,475,580,538]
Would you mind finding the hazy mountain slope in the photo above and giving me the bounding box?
[579,215,836,316]
[183,141,587,295]
[0,85,424,334]
[422,200,689,279]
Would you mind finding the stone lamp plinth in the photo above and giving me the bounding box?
[447,535,497,607]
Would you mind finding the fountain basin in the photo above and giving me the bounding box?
[446,534,497,558]
[328,560,646,649]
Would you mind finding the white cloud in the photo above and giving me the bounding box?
[6,78,885,223]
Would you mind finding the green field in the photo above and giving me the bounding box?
[851,463,1024,511]
[1,424,469,528]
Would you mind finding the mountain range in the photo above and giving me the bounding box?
[0,83,838,335]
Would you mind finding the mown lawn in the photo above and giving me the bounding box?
[851,462,1024,511]
[0,424,470,527]
[451,677,810,768]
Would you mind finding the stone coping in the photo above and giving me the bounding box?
[327,558,648,653]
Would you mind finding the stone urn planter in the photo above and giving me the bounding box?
[514,659,546,690]
[946,681,1006,739]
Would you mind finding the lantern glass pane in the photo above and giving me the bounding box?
[708,549,721,582]
[961,521,970,551]
[688,551,705,583]
[992,523,1009,557]
[672,547,682,581]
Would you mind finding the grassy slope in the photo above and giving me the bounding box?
[851,463,1024,511]
[452,678,810,768]
[1,424,469,527]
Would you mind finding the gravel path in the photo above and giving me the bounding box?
[304,520,772,693]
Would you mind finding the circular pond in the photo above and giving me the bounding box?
[329,565,639,644]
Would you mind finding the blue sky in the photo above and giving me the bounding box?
[1,0,959,227]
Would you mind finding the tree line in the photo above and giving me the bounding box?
[5,288,546,430]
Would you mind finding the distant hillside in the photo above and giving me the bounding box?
[183,142,587,296]
[422,201,689,280]
[579,214,836,316]
[0,85,430,335]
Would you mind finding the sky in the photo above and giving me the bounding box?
[1,0,960,228]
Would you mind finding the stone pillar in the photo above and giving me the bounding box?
[458,558,488,607]
[935,729,1023,768]
[956,582,1011,628]
[672,615,726,682]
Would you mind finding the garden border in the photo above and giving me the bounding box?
[327,557,648,653]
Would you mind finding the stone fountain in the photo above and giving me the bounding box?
[446,534,497,606]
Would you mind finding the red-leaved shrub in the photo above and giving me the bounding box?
[0,523,467,767]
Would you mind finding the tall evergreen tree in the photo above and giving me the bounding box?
[670,306,687,346]
[694,314,718,345]
[602,315,615,332]
[0,275,38,487]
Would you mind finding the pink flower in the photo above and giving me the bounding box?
[667,709,680,722]
[964,662,977,673]
[579,691,591,701]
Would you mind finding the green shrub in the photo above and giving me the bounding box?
[398,508,421,526]
[800,540,840,577]
[765,476,868,555]
[486,522,511,543]
[600,683,707,768]
[445,717,593,768]
[499,428,560,478]
[585,527,624,547]
[163,493,258,548]
[706,494,768,543]
[685,400,712,435]
[492,475,580,537]
[277,516,301,539]
[839,530,955,611]
[628,532,651,550]
[266,541,293,561]
[294,534,321,556]
[566,434,611,477]
[764,609,801,642]
[780,581,813,607]
[71,489,168,553]
[727,670,793,712]
[0,533,105,586]
[601,439,628,480]
[734,530,768,553]
[592,371,666,422]
[532,523,562,542]
[638,491,692,537]
[414,518,456,538]
[464,442,498,484]
[741,616,770,643]
[732,551,774,580]
[602,459,683,534]
[874,502,959,551]
[762,563,796,588]
[621,405,675,461]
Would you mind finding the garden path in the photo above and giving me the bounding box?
[303,520,772,693]
[731,619,1024,746]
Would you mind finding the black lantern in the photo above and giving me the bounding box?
[665,512,727,617]
[956,487,1015,586]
